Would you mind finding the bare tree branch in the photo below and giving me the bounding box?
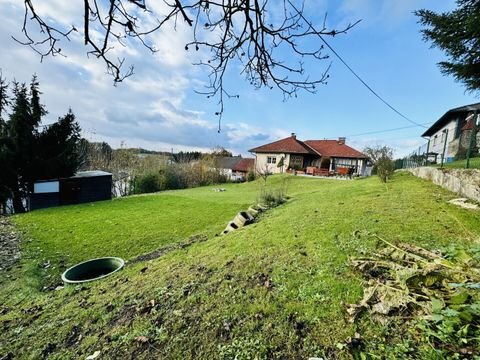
[15,0,360,127]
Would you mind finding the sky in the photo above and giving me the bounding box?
[0,0,478,158]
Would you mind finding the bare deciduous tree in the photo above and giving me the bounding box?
[14,1,359,121]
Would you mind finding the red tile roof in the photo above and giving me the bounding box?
[248,136,317,154]
[304,140,366,159]
[232,158,255,172]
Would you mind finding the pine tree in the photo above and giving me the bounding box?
[416,1,480,92]
[0,73,11,210]
[36,110,82,180]
[0,72,8,136]
[30,74,47,125]
[7,81,35,212]
[0,74,83,213]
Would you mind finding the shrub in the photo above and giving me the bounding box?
[377,157,395,183]
[158,165,183,190]
[259,188,285,207]
[247,170,255,182]
[133,173,161,194]
[131,159,230,195]
[277,156,284,168]
[258,178,288,207]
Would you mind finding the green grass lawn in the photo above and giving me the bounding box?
[433,156,480,169]
[14,181,260,265]
[1,172,479,359]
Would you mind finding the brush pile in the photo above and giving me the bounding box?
[348,232,480,356]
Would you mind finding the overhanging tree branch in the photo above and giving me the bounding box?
[15,0,359,123]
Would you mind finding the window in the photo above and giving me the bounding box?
[433,135,438,146]
[267,156,277,164]
[290,155,303,166]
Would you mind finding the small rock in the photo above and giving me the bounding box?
[135,336,149,343]
[85,350,101,360]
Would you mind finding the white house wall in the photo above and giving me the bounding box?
[255,153,288,174]
[428,120,458,159]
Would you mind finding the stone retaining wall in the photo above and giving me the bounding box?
[409,167,480,202]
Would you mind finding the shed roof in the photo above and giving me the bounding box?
[304,140,367,159]
[248,136,317,155]
[71,171,112,178]
[422,102,480,137]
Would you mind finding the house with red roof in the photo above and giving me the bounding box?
[216,156,255,181]
[249,133,368,176]
[232,158,255,179]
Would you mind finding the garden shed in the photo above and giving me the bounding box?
[31,171,112,210]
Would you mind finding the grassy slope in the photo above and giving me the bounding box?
[1,172,479,359]
[434,157,480,169]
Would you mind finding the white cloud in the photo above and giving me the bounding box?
[0,2,236,152]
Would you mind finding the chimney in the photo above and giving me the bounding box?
[338,137,346,145]
[291,133,296,139]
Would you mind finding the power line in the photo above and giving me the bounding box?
[287,1,428,129]
[346,122,432,138]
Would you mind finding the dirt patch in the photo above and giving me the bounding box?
[129,234,208,265]
[65,325,83,347]
[0,217,22,272]
[109,304,137,327]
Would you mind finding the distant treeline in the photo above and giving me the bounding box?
[80,140,239,197]
[83,142,233,164]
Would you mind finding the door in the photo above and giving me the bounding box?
[60,180,80,205]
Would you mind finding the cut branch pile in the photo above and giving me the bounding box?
[347,233,480,325]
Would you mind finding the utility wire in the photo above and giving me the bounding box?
[346,122,432,138]
[287,1,428,129]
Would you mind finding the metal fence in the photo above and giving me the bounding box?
[396,128,480,170]
[395,143,429,169]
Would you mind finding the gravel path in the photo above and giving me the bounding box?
[0,217,21,272]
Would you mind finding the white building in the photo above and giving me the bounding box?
[422,103,480,163]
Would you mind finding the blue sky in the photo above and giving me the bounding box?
[0,0,477,157]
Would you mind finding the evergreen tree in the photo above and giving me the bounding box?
[0,73,11,210]
[0,75,83,213]
[30,74,47,125]
[7,81,33,212]
[0,71,8,136]
[416,1,480,92]
[35,110,82,180]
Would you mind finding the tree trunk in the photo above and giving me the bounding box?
[12,190,25,213]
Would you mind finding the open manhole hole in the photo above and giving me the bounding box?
[61,257,125,284]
